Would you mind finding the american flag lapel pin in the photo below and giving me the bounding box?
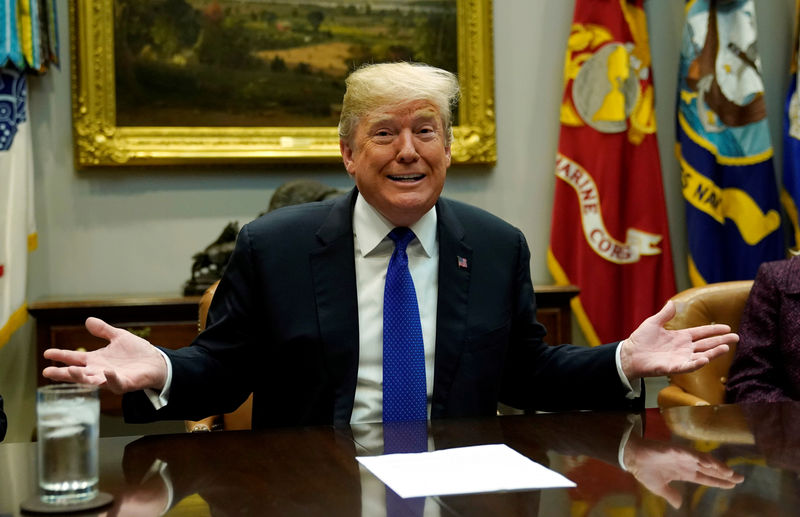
[457,256,468,269]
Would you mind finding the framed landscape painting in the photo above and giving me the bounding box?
[70,0,495,166]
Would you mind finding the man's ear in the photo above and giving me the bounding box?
[444,145,451,168]
[340,140,356,176]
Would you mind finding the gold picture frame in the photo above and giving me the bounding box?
[70,0,495,167]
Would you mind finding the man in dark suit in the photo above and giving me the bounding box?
[42,63,737,428]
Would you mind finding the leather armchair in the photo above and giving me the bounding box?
[656,280,753,409]
[185,281,253,432]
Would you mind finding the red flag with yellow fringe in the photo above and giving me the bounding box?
[548,0,675,346]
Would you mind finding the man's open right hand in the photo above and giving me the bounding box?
[43,317,168,394]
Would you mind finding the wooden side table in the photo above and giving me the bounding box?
[534,284,579,346]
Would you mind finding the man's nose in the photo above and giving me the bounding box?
[395,130,420,163]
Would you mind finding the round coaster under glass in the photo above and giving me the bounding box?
[20,492,113,514]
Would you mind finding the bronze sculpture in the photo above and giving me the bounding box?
[183,179,343,295]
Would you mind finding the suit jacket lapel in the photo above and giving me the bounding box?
[431,198,473,417]
[310,188,360,424]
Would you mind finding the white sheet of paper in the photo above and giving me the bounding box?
[356,443,575,498]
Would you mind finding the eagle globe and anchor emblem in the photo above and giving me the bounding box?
[571,41,642,135]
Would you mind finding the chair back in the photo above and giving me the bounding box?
[198,280,217,330]
[661,280,752,406]
[185,280,253,431]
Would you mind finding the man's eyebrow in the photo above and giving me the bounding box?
[367,116,395,129]
[367,109,440,129]
[412,109,439,122]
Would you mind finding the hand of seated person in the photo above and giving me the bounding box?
[42,317,168,393]
[620,300,739,381]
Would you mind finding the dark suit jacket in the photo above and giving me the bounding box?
[124,189,641,428]
[0,394,6,441]
[726,256,800,403]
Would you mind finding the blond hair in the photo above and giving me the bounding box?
[338,62,460,146]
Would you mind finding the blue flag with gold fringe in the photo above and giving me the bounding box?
[784,77,800,251]
[677,0,783,286]
[783,0,800,251]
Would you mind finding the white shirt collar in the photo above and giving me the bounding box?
[353,193,437,257]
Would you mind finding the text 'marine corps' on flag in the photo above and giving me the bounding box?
[548,0,676,347]
[677,0,784,286]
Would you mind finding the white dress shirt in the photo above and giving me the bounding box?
[350,193,439,424]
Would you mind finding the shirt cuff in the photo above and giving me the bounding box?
[144,348,173,410]
[617,413,643,471]
[615,342,642,400]
[141,459,173,515]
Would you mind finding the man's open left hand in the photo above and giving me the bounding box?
[620,300,739,381]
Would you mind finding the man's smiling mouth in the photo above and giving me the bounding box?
[387,174,425,182]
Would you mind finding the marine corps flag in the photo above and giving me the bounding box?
[677,0,783,285]
[548,0,675,346]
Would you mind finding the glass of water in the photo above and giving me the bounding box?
[36,384,100,504]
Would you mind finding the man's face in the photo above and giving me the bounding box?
[340,100,451,227]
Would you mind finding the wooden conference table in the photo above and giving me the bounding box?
[1,402,799,516]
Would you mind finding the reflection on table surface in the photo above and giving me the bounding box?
[1,402,799,516]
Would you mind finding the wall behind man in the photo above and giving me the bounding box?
[0,0,794,441]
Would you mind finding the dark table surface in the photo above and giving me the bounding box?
[1,402,798,516]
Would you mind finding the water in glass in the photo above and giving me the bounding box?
[36,385,99,504]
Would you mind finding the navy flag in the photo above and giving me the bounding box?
[677,0,783,285]
[783,0,800,251]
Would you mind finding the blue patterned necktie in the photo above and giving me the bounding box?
[383,227,427,423]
